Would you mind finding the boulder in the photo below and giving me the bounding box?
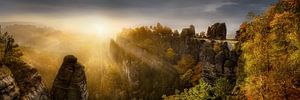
[207,23,227,40]
[51,55,88,100]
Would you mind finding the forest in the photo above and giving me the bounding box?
[0,0,300,100]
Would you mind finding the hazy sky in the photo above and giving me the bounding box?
[0,0,276,38]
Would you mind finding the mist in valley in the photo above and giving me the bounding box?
[1,0,300,100]
[2,24,126,99]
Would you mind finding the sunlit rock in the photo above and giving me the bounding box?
[4,57,49,100]
[0,66,20,100]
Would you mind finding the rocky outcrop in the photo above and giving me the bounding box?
[199,42,215,64]
[1,54,88,100]
[207,23,227,40]
[110,23,239,98]
[4,57,49,100]
[215,51,226,75]
[199,42,217,84]
[0,28,49,100]
[180,25,196,39]
[51,55,88,100]
[0,66,19,100]
[110,38,180,99]
[15,65,49,100]
[198,41,237,85]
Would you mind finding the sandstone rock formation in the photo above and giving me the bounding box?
[199,42,216,84]
[197,41,237,85]
[109,23,239,98]
[0,66,20,100]
[51,55,88,100]
[207,23,227,40]
[180,25,196,39]
[0,27,49,100]
[4,58,49,100]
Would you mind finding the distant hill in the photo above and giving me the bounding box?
[0,21,43,27]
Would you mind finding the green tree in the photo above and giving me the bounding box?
[163,79,213,100]
[212,77,234,99]
[0,32,22,64]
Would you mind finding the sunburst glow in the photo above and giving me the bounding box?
[59,16,116,38]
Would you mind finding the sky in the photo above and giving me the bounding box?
[0,0,277,38]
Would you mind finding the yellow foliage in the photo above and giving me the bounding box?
[166,48,175,60]
[241,2,300,99]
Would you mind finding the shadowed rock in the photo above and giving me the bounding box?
[51,55,88,100]
[180,25,196,39]
[207,23,227,40]
[199,42,217,84]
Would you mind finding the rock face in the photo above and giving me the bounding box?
[14,66,49,100]
[0,66,20,100]
[207,23,227,40]
[180,25,196,39]
[4,58,49,100]
[51,55,88,100]
[0,28,49,100]
[199,42,217,84]
[197,41,237,85]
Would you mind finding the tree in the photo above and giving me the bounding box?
[176,54,195,74]
[246,11,256,21]
[166,48,175,62]
[240,0,300,99]
[163,79,213,100]
[199,31,206,38]
[173,30,179,37]
[212,77,234,99]
[0,32,22,63]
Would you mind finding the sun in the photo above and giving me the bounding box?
[81,21,107,36]
[13,15,120,39]
[59,16,116,39]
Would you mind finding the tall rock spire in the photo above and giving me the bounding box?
[51,55,88,100]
